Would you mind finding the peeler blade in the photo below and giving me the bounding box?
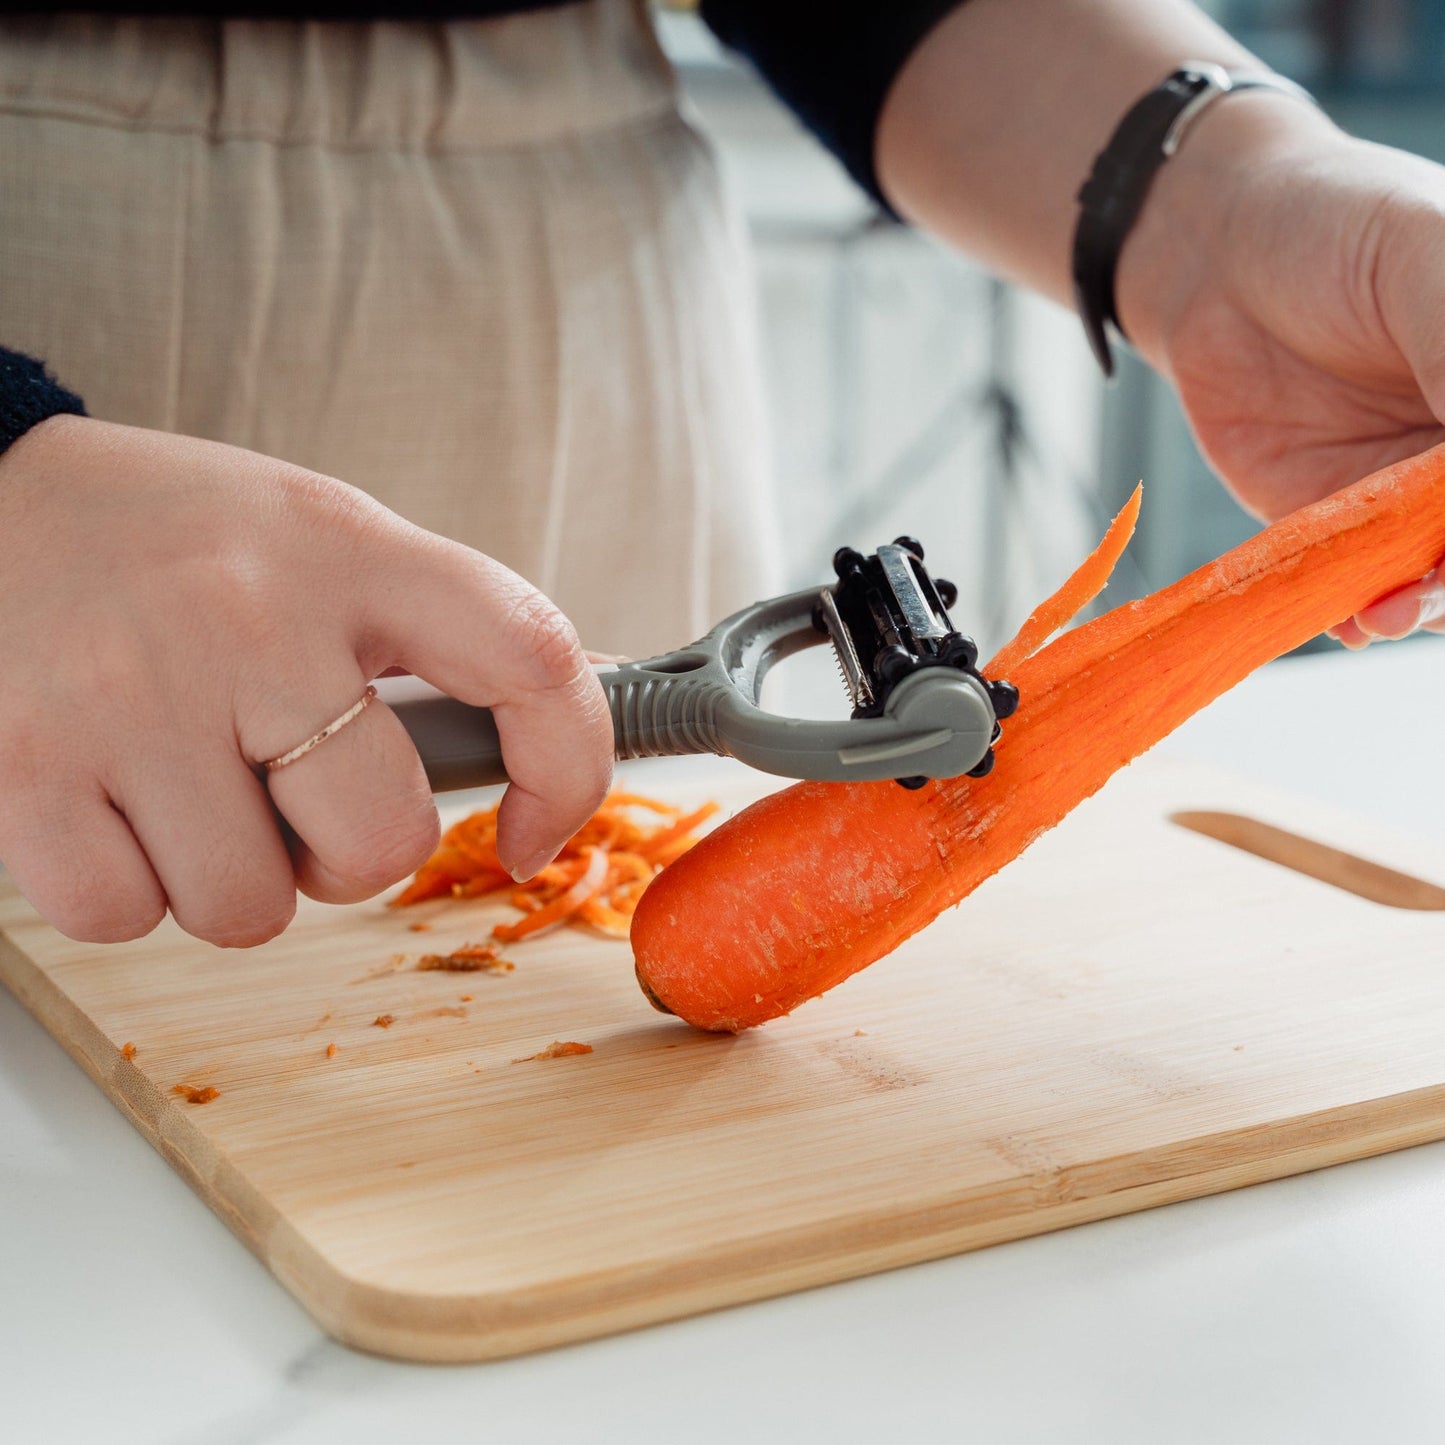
[817,586,874,712]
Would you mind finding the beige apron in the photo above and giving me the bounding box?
[0,1,780,658]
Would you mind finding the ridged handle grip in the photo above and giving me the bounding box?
[605,672,731,760]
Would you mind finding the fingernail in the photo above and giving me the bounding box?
[509,847,559,883]
[1418,580,1445,629]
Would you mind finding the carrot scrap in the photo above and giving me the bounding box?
[408,921,432,933]
[172,1084,220,1104]
[326,1043,338,1059]
[120,1042,137,1060]
[415,942,509,972]
[633,445,1445,1031]
[349,956,408,986]
[392,791,719,941]
[512,1041,594,1063]
[373,1014,395,1029]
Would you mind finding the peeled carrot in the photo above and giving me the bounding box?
[633,444,1445,1032]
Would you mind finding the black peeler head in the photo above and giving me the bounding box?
[813,536,1018,784]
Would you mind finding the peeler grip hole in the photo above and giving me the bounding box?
[636,652,711,675]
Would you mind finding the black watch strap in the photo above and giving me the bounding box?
[1071,63,1316,377]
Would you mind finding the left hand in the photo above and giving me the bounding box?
[1115,91,1445,647]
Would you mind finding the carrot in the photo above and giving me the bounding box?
[633,444,1445,1032]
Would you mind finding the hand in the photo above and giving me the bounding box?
[0,416,612,946]
[1116,92,1445,646]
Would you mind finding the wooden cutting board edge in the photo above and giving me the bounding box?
[10,915,1445,1364]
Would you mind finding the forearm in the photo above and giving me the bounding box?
[875,0,1315,331]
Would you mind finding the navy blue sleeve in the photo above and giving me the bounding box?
[699,0,971,210]
[0,347,86,455]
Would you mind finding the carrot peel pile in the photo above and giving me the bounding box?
[633,446,1445,1031]
[393,792,720,940]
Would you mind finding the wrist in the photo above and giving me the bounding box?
[1112,85,1340,370]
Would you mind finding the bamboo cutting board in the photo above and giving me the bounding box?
[4,756,1445,1362]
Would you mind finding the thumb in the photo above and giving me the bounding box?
[358,532,613,876]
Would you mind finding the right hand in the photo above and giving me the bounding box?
[0,416,613,946]
[1112,96,1445,649]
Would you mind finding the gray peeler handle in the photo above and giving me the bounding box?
[381,668,726,793]
[383,683,509,792]
[381,665,740,793]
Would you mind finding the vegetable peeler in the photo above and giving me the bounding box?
[386,537,1018,790]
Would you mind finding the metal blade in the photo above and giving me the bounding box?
[816,586,873,711]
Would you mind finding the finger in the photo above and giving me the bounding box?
[260,680,441,905]
[1351,568,1445,643]
[1420,572,1445,633]
[111,742,297,948]
[0,785,167,943]
[357,538,613,878]
[1328,618,1370,650]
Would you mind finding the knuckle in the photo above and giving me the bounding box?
[183,909,295,951]
[171,879,298,950]
[48,886,166,945]
[508,595,588,695]
[0,811,167,943]
[201,467,395,638]
[272,464,395,550]
[330,805,440,893]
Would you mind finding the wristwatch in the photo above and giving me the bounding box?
[1071,62,1318,377]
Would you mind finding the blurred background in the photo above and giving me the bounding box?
[656,0,1445,658]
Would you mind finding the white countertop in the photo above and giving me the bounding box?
[5,640,1444,1444]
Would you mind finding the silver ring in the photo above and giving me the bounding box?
[262,685,378,773]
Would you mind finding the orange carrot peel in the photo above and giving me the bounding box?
[633,446,1445,1031]
[394,792,720,940]
[986,484,1141,679]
